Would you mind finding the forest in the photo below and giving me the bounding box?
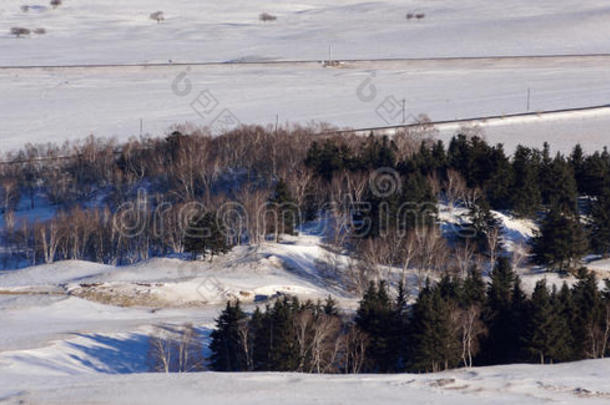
[209,261,610,373]
[0,124,609,272]
[2,123,610,372]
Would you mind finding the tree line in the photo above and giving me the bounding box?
[1,124,609,274]
[209,260,610,373]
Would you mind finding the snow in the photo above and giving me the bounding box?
[1,358,610,404]
[2,1,610,402]
[3,0,610,153]
[0,221,608,403]
[3,58,610,154]
[2,0,610,66]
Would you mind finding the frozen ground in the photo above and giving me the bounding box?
[1,359,610,405]
[1,0,610,65]
[2,0,610,153]
[2,57,610,153]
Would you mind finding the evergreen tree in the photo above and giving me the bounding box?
[460,265,486,307]
[184,211,231,260]
[484,144,513,210]
[510,145,542,217]
[571,269,605,359]
[410,282,461,372]
[209,301,249,371]
[323,295,339,316]
[581,151,609,197]
[355,281,399,372]
[570,144,586,194]
[509,276,528,362]
[540,152,579,213]
[482,257,517,364]
[531,206,589,272]
[268,179,299,241]
[463,198,502,256]
[304,139,352,182]
[524,280,569,364]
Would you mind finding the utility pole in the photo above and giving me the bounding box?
[526,88,531,112]
[140,118,143,136]
[275,113,279,135]
[402,99,406,124]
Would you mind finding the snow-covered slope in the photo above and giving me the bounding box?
[0,223,608,404]
[1,358,610,404]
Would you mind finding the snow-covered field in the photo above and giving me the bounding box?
[3,57,610,153]
[2,0,610,65]
[2,0,610,153]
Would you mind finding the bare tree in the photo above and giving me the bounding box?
[341,326,368,374]
[486,225,502,269]
[259,12,277,22]
[35,219,63,264]
[236,185,268,245]
[413,226,447,289]
[445,169,467,207]
[148,324,204,373]
[454,240,475,278]
[0,177,19,214]
[11,27,31,38]
[309,314,342,373]
[454,305,486,367]
[512,240,529,270]
[150,11,165,23]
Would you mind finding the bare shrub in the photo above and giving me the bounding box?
[148,323,204,373]
[150,11,165,23]
[11,27,31,37]
[454,240,475,278]
[33,28,47,35]
[259,12,277,22]
[341,326,369,373]
[445,169,467,207]
[50,0,61,8]
[414,226,448,288]
[21,5,29,12]
[415,13,425,19]
[406,13,414,20]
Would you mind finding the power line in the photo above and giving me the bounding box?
[1,103,609,166]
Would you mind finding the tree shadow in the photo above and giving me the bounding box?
[66,332,151,374]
